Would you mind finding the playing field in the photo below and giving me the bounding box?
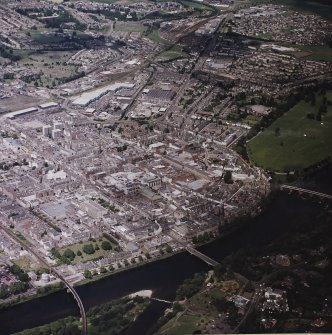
[247,91,332,172]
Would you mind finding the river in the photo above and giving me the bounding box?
[0,166,331,334]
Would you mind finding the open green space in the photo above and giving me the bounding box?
[147,29,171,45]
[294,45,332,62]
[245,115,262,126]
[159,314,200,335]
[89,0,117,3]
[114,22,147,33]
[13,296,149,335]
[159,45,187,60]
[247,91,332,172]
[29,30,92,44]
[12,257,32,272]
[180,0,214,11]
[17,50,79,87]
[56,237,119,265]
[250,0,332,21]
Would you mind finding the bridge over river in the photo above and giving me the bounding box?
[281,185,332,200]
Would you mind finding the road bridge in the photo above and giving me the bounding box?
[186,246,219,267]
[281,185,332,200]
[0,225,87,335]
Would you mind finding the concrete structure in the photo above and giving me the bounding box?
[72,83,135,107]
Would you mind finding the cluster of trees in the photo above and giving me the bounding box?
[192,231,215,245]
[37,282,64,295]
[116,144,127,152]
[43,10,86,31]
[83,265,113,279]
[223,170,233,184]
[147,302,184,335]
[9,264,30,283]
[176,272,206,300]
[86,297,147,335]
[3,73,14,80]
[80,7,137,21]
[0,45,21,62]
[13,316,80,335]
[0,281,29,298]
[21,73,42,85]
[235,84,332,160]
[98,199,119,213]
[82,243,96,255]
[0,264,30,298]
[52,238,117,265]
[159,244,173,255]
[306,89,330,121]
[0,159,29,171]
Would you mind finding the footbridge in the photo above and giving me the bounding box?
[281,185,332,200]
[151,298,173,304]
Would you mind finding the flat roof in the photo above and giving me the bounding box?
[72,83,135,107]
[39,102,58,109]
[6,107,39,119]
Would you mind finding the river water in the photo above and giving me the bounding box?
[1,166,331,334]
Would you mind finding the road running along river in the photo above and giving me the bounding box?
[1,166,331,335]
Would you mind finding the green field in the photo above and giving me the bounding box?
[147,29,171,45]
[88,0,117,3]
[114,22,147,33]
[296,45,332,62]
[17,50,78,87]
[158,314,200,335]
[249,0,332,21]
[180,0,214,11]
[159,45,187,60]
[12,257,32,272]
[247,91,332,172]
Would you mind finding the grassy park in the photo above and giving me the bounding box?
[296,45,332,62]
[56,237,119,265]
[159,45,187,60]
[247,90,332,172]
[16,50,79,87]
[114,22,147,33]
[147,28,171,45]
[159,314,200,335]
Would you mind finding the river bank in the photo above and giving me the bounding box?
[0,182,329,335]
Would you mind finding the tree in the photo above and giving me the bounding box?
[63,248,75,261]
[165,245,173,253]
[224,170,233,184]
[9,281,28,294]
[83,269,93,279]
[0,287,8,299]
[100,266,107,273]
[18,272,30,282]
[51,248,61,259]
[9,264,23,276]
[83,244,95,255]
[101,240,112,251]
[77,250,82,256]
